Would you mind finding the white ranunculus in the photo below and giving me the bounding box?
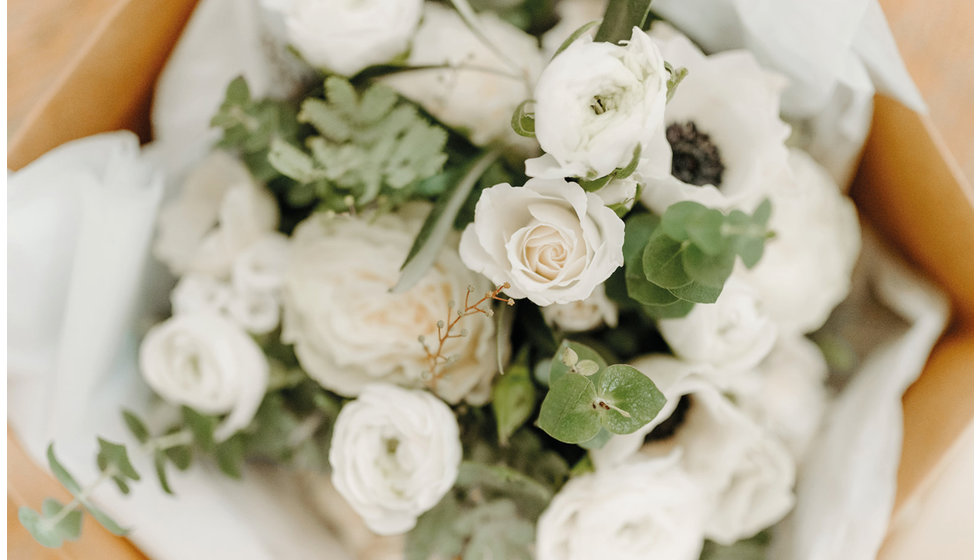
[232,232,290,294]
[459,178,625,306]
[281,206,497,404]
[382,3,543,150]
[154,151,278,278]
[527,27,670,180]
[536,455,708,560]
[171,273,233,316]
[658,277,777,378]
[729,334,829,463]
[739,148,861,334]
[329,384,461,535]
[541,0,605,57]
[639,23,792,214]
[263,0,423,77]
[541,285,617,332]
[593,355,797,545]
[139,313,269,441]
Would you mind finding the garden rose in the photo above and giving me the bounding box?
[536,455,708,560]
[139,313,269,441]
[281,206,497,404]
[329,384,461,535]
[263,0,423,76]
[154,151,278,278]
[527,27,670,180]
[459,178,625,306]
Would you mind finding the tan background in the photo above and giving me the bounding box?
[7,0,974,557]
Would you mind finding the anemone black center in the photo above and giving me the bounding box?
[644,395,692,442]
[666,121,724,187]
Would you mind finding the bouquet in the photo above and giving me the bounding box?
[10,0,949,558]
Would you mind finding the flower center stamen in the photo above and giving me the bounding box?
[666,121,725,187]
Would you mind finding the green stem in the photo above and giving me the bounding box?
[40,465,118,531]
[142,430,194,455]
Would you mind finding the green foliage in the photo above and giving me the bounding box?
[537,340,665,444]
[96,438,141,495]
[510,100,536,138]
[18,499,83,548]
[268,76,449,211]
[595,0,653,43]
[625,200,773,319]
[700,531,772,560]
[665,60,689,102]
[210,76,302,183]
[577,144,641,190]
[493,352,536,445]
[122,410,150,444]
[43,444,128,537]
[392,150,500,293]
[456,461,554,517]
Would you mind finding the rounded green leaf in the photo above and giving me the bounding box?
[681,244,736,288]
[660,201,706,242]
[537,374,601,444]
[626,251,681,305]
[685,208,726,254]
[642,299,696,320]
[642,233,691,289]
[668,280,724,304]
[623,212,661,261]
[493,363,536,445]
[595,365,666,435]
[549,340,608,385]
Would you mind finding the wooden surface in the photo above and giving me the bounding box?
[5,0,974,558]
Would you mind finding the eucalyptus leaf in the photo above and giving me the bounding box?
[96,438,141,482]
[493,359,536,445]
[46,444,82,495]
[456,461,554,514]
[19,500,83,548]
[595,364,665,434]
[549,340,608,385]
[642,232,690,289]
[577,428,612,450]
[682,243,735,288]
[121,410,149,444]
[537,373,601,444]
[626,251,681,306]
[668,280,724,303]
[82,501,128,536]
[623,212,660,260]
[154,452,174,495]
[642,299,695,319]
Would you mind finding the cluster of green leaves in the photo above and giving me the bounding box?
[268,76,449,212]
[210,76,303,184]
[537,340,666,445]
[622,199,773,320]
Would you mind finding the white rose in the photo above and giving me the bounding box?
[593,355,796,545]
[138,313,269,441]
[639,23,791,214]
[739,148,861,334]
[527,27,669,180]
[541,285,617,332]
[382,3,543,150]
[329,384,461,535]
[657,277,777,378]
[459,178,625,306]
[536,455,708,560]
[171,273,233,317]
[281,206,497,404]
[154,151,278,277]
[729,334,829,463]
[263,0,423,77]
[232,232,290,294]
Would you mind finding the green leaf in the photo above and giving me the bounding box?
[96,438,141,482]
[268,138,317,183]
[19,499,83,548]
[215,435,245,479]
[578,173,614,192]
[626,251,681,306]
[298,98,351,142]
[613,144,642,179]
[734,237,766,268]
[595,0,652,44]
[153,451,174,495]
[456,461,554,514]
[660,200,705,242]
[456,501,535,560]
[493,359,536,445]
[668,280,724,303]
[577,428,612,450]
[665,62,689,102]
[496,301,516,375]
[121,410,150,444]
[537,373,601,444]
[642,299,695,319]
[46,444,82,495]
[595,365,666,434]
[682,244,736,288]
[405,495,464,560]
[552,20,601,59]
[81,502,128,536]
[225,76,250,105]
[569,454,596,476]
[510,99,536,138]
[181,407,218,452]
[164,444,193,471]
[623,212,661,261]
[549,340,608,385]
[686,207,726,254]
[642,232,691,289]
[752,198,772,225]
[392,150,499,293]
